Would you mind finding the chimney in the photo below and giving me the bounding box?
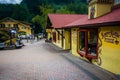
[88,0,113,19]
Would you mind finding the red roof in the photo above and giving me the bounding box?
[47,8,120,29]
[64,8,120,28]
[48,14,87,28]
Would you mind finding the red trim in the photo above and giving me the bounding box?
[77,50,86,57]
[77,30,87,57]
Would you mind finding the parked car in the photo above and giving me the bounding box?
[21,35,27,39]
[38,33,44,39]
[0,42,5,49]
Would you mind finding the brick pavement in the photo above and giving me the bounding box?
[0,39,119,80]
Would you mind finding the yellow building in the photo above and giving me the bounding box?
[68,0,120,74]
[46,14,84,50]
[0,17,32,36]
[46,0,120,75]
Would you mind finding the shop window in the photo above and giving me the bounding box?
[78,29,98,59]
[114,0,120,5]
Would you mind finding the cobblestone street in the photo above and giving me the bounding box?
[0,39,119,80]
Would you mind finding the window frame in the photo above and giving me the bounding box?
[77,29,99,59]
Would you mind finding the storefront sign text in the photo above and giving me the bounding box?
[101,31,120,45]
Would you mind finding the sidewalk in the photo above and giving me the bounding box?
[46,42,119,80]
[46,42,70,53]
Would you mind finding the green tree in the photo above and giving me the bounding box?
[67,3,88,14]
[40,5,54,32]
[0,4,14,19]
[56,6,75,14]
[31,15,42,34]
[21,0,42,15]
[32,5,54,34]
[12,4,30,21]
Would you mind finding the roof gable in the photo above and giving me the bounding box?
[0,17,17,23]
[0,17,31,26]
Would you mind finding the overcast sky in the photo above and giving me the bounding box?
[0,0,22,4]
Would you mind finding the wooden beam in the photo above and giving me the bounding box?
[55,29,65,38]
